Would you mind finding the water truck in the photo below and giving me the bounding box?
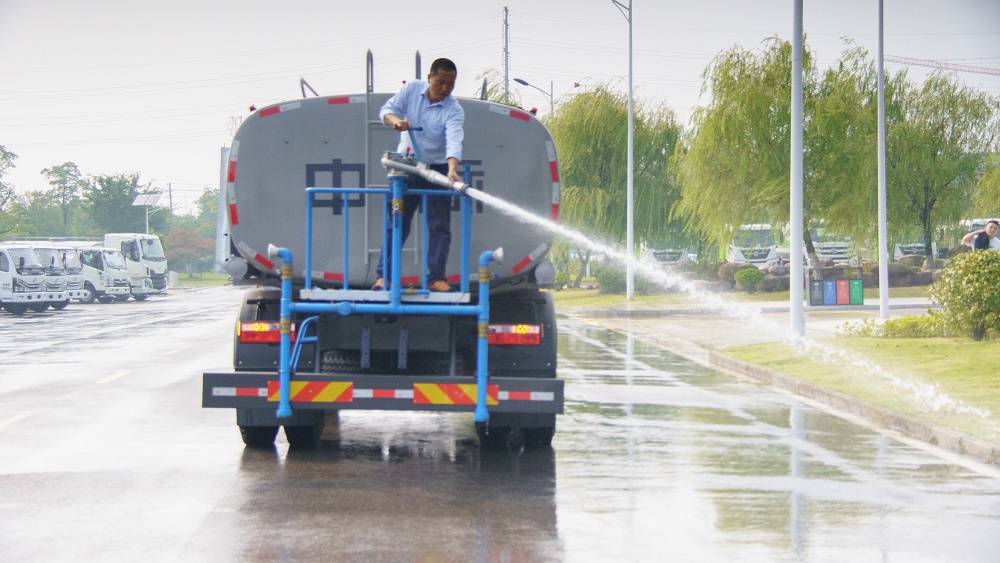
[203,55,564,450]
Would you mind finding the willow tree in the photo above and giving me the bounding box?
[671,39,810,252]
[888,71,998,266]
[548,84,682,285]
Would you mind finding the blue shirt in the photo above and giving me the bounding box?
[379,80,464,165]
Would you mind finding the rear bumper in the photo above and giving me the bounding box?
[203,372,564,415]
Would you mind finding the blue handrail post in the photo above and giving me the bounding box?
[273,246,294,418]
[460,163,472,294]
[474,250,497,426]
[388,170,406,306]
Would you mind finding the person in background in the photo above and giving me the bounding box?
[372,57,464,292]
[962,219,1000,251]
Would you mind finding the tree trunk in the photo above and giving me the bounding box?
[573,249,591,288]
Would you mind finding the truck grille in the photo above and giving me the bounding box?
[47,281,67,291]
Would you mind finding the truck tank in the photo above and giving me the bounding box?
[225,93,560,289]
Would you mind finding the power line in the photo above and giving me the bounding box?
[885,55,1000,76]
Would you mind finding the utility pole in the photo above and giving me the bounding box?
[168,183,173,212]
[789,0,804,338]
[503,6,510,99]
[611,0,634,301]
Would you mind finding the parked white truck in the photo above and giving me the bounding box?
[76,246,131,303]
[0,244,47,315]
[103,233,168,300]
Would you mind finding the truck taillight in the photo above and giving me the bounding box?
[238,321,295,344]
[488,324,542,346]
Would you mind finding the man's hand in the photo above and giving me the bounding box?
[391,119,411,132]
[447,158,462,184]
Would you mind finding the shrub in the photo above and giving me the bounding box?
[928,250,1000,341]
[840,314,946,338]
[733,267,765,293]
[553,271,569,290]
[718,262,756,284]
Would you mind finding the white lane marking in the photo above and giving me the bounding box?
[96,370,129,384]
[0,414,30,431]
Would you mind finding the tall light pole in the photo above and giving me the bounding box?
[132,193,162,234]
[790,0,805,338]
[513,78,554,116]
[612,0,634,300]
[877,0,889,319]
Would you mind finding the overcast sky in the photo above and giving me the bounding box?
[1,0,997,214]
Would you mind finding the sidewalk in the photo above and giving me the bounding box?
[558,296,1000,466]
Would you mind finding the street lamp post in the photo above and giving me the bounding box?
[611,0,634,301]
[513,78,554,116]
[132,193,162,234]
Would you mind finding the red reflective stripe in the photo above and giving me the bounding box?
[229,203,239,225]
[551,204,559,221]
[509,110,530,122]
[512,255,532,274]
[400,276,420,284]
[256,254,274,270]
[328,96,350,105]
[507,391,532,401]
[259,106,280,117]
[227,161,237,183]
[291,381,328,402]
[373,389,396,399]
[549,161,559,182]
[236,387,261,397]
[322,272,344,281]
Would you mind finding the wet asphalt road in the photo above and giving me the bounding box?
[1,286,999,562]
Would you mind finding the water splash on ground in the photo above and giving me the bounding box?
[467,188,990,420]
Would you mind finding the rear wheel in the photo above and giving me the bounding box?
[133,294,148,301]
[477,424,526,452]
[239,425,279,449]
[51,300,70,311]
[284,412,326,450]
[28,303,49,313]
[114,295,130,302]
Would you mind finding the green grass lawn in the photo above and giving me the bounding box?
[175,272,231,286]
[724,337,1000,445]
[549,285,930,307]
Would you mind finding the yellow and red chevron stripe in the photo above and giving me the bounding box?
[267,381,352,403]
[413,383,498,405]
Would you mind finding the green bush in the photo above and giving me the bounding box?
[593,264,652,295]
[928,250,1000,341]
[553,271,569,290]
[840,314,946,338]
[733,267,765,293]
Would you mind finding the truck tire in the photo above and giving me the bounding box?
[114,295,129,302]
[284,411,325,450]
[477,424,526,452]
[524,426,555,448]
[97,295,114,304]
[133,295,148,301]
[79,283,97,304]
[51,300,70,310]
[239,425,279,448]
[3,303,28,315]
[28,303,49,313]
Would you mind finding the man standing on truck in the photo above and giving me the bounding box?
[373,57,464,292]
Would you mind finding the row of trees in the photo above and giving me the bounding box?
[538,39,999,276]
[0,151,218,275]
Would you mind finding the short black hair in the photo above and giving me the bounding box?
[429,58,457,76]
[988,220,999,228]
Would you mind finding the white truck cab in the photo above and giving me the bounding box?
[76,246,131,304]
[28,246,70,312]
[727,224,779,266]
[0,244,47,315]
[104,233,168,300]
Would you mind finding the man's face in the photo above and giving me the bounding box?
[987,222,998,238]
[427,69,456,104]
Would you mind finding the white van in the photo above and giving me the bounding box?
[104,233,168,300]
[0,244,47,315]
[76,247,131,304]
